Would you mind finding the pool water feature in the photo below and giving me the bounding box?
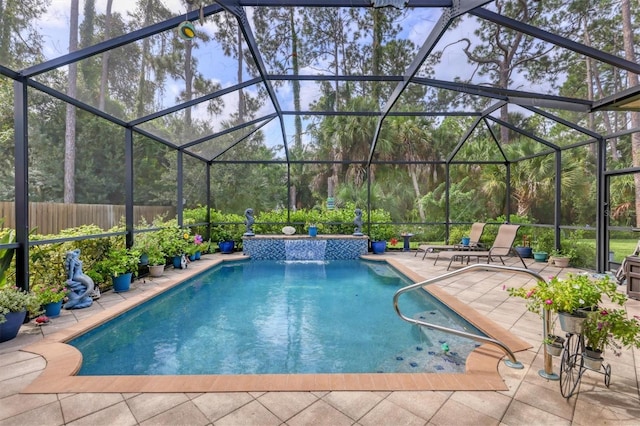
[284,239,327,260]
[70,260,485,376]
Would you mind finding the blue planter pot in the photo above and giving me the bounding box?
[515,246,532,258]
[218,241,235,254]
[461,237,471,246]
[112,272,133,292]
[188,254,196,261]
[0,310,26,342]
[194,251,201,260]
[308,226,318,237]
[44,301,63,318]
[139,253,149,266]
[371,240,387,254]
[172,255,183,268]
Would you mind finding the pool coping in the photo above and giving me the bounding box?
[20,254,531,393]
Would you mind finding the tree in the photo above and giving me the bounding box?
[621,0,640,227]
[99,0,114,111]
[253,7,308,209]
[0,0,47,69]
[447,0,563,143]
[64,0,80,203]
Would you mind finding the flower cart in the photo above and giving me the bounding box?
[507,273,640,398]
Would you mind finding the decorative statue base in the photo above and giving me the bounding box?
[64,249,95,309]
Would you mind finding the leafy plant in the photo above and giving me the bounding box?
[582,308,640,355]
[146,246,166,266]
[31,282,67,304]
[367,208,395,241]
[157,224,189,257]
[95,247,141,278]
[550,248,576,260]
[0,286,40,324]
[0,227,15,287]
[507,273,626,316]
[213,229,234,243]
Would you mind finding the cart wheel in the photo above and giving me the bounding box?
[604,364,611,388]
[559,334,583,398]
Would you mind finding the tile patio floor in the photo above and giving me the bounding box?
[1,251,639,425]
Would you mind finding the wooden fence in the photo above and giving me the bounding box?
[0,202,176,235]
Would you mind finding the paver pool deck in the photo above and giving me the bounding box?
[1,251,639,425]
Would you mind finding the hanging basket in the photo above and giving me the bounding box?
[558,311,587,334]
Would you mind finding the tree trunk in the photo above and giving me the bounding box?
[237,25,245,122]
[290,9,302,210]
[98,0,113,111]
[136,0,153,118]
[409,165,425,221]
[64,0,79,203]
[621,0,640,226]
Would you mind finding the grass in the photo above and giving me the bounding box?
[607,240,638,263]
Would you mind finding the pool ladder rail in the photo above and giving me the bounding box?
[393,263,548,370]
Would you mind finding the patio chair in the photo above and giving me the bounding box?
[434,224,527,270]
[415,222,486,261]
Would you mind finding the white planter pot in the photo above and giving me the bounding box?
[149,264,165,277]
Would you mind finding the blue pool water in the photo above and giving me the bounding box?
[70,260,485,375]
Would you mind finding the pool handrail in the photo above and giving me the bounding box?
[393,263,547,369]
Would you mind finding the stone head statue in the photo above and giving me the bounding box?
[353,208,363,235]
[244,208,255,235]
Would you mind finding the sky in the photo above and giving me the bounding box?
[31,1,555,154]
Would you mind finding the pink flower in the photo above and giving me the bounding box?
[545,299,553,305]
[600,309,608,316]
[526,290,535,298]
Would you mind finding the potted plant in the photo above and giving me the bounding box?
[29,242,68,317]
[158,226,189,268]
[581,308,640,369]
[133,231,162,266]
[193,234,203,259]
[96,247,141,292]
[369,224,395,254]
[146,246,166,278]
[31,282,67,318]
[507,273,626,334]
[550,248,574,268]
[0,286,40,342]
[543,334,565,357]
[305,223,318,237]
[217,229,235,254]
[515,235,532,258]
[531,240,549,262]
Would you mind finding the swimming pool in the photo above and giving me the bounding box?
[70,260,485,376]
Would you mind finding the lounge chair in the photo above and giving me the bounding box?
[434,224,527,270]
[415,222,486,261]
